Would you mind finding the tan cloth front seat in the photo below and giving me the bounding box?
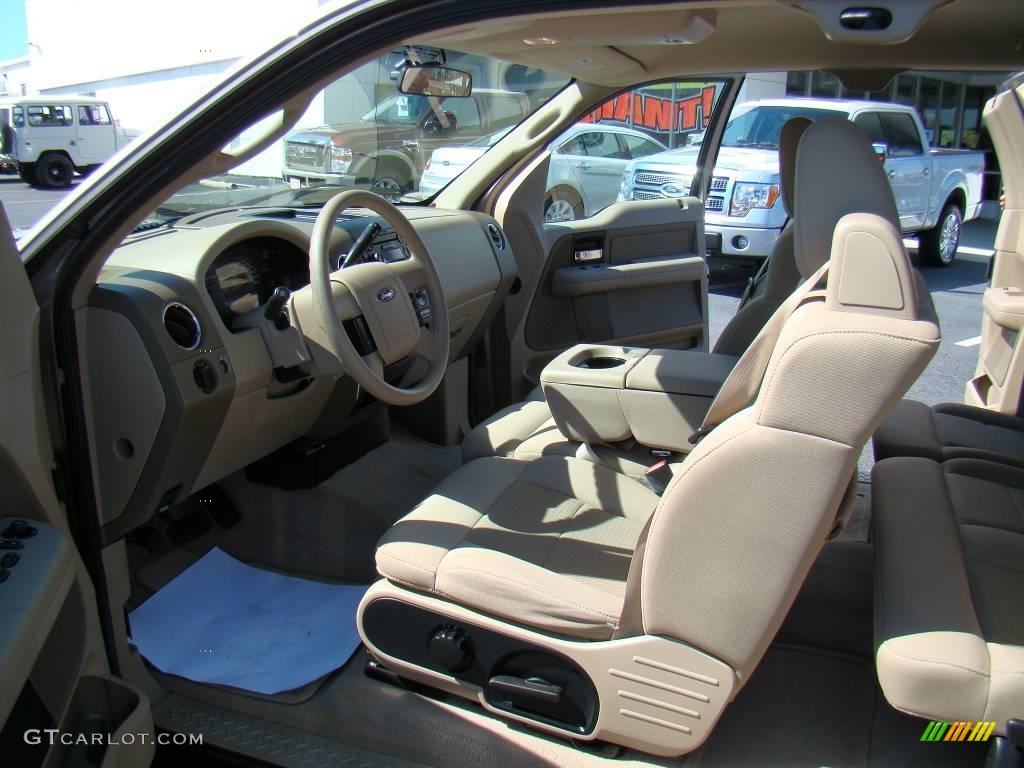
[461,117,814,471]
[359,120,941,756]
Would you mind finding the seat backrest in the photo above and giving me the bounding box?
[622,119,940,685]
[713,117,811,356]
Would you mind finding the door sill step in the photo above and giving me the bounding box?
[153,693,431,768]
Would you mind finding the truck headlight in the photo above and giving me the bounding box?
[729,182,780,217]
[617,170,633,202]
[330,147,353,173]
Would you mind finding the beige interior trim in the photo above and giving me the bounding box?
[357,580,736,757]
[965,85,1024,412]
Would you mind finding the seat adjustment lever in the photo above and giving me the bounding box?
[487,675,563,705]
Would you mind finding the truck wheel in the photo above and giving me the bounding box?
[17,164,35,185]
[35,154,74,189]
[544,189,583,222]
[919,202,962,267]
[370,173,407,203]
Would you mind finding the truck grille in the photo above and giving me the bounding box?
[285,142,326,172]
[706,197,724,212]
[632,190,663,201]
[710,176,728,192]
[634,171,687,187]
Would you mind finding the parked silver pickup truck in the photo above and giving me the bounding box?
[620,98,986,266]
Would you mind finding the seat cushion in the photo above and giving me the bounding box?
[376,455,659,639]
[873,399,1024,466]
[460,386,569,463]
[873,457,1024,730]
[462,386,682,482]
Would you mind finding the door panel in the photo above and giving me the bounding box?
[76,105,117,164]
[495,77,740,398]
[966,79,1024,413]
[0,203,154,767]
[879,111,930,229]
[525,204,707,357]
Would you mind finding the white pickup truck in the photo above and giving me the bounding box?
[0,96,136,189]
[620,98,986,266]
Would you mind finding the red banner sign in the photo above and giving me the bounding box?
[581,86,717,133]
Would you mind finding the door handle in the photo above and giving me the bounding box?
[576,162,591,171]
[887,169,896,179]
[923,168,930,176]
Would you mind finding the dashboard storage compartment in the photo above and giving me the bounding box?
[541,345,738,452]
[48,674,153,768]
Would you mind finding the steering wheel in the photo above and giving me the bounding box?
[309,190,449,406]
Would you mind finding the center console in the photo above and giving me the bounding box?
[540,344,738,452]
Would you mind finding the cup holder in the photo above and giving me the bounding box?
[574,356,626,370]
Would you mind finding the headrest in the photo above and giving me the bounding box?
[826,213,917,320]
[779,117,812,217]
[794,118,900,278]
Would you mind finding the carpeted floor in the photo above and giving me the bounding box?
[127,427,986,768]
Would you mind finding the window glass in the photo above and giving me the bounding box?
[577,131,622,159]
[918,78,941,144]
[544,80,725,222]
[880,112,923,155]
[938,82,960,148]
[78,105,112,126]
[12,106,24,126]
[720,105,840,148]
[620,134,664,159]
[810,71,840,98]
[853,112,886,145]
[135,48,570,227]
[487,95,526,126]
[785,71,809,97]
[440,96,480,130]
[27,105,73,127]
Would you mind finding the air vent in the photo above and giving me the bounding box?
[162,302,202,351]
[486,223,506,251]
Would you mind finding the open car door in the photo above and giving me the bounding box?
[0,204,154,767]
[966,75,1024,413]
[489,76,742,404]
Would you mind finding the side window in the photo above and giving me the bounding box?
[487,96,525,128]
[880,112,923,156]
[545,80,725,222]
[439,97,480,130]
[578,131,623,159]
[853,112,886,145]
[12,106,24,127]
[78,105,112,126]
[620,134,665,160]
[27,105,73,127]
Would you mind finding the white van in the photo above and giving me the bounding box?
[0,96,135,188]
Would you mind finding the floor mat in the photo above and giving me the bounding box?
[686,645,876,768]
[129,547,368,695]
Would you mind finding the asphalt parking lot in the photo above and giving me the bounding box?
[2,172,995,453]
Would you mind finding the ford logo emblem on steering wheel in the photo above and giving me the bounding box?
[377,288,395,303]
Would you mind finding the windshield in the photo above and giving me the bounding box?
[359,94,431,125]
[721,105,841,148]
[136,50,570,229]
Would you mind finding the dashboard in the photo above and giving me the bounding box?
[204,237,310,326]
[87,204,517,543]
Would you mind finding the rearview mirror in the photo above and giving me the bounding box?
[398,65,472,98]
[872,142,889,161]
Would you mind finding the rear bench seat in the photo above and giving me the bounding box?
[873,399,1024,466]
[873,456,1024,734]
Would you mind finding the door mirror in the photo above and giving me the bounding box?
[398,65,473,98]
[872,142,889,161]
